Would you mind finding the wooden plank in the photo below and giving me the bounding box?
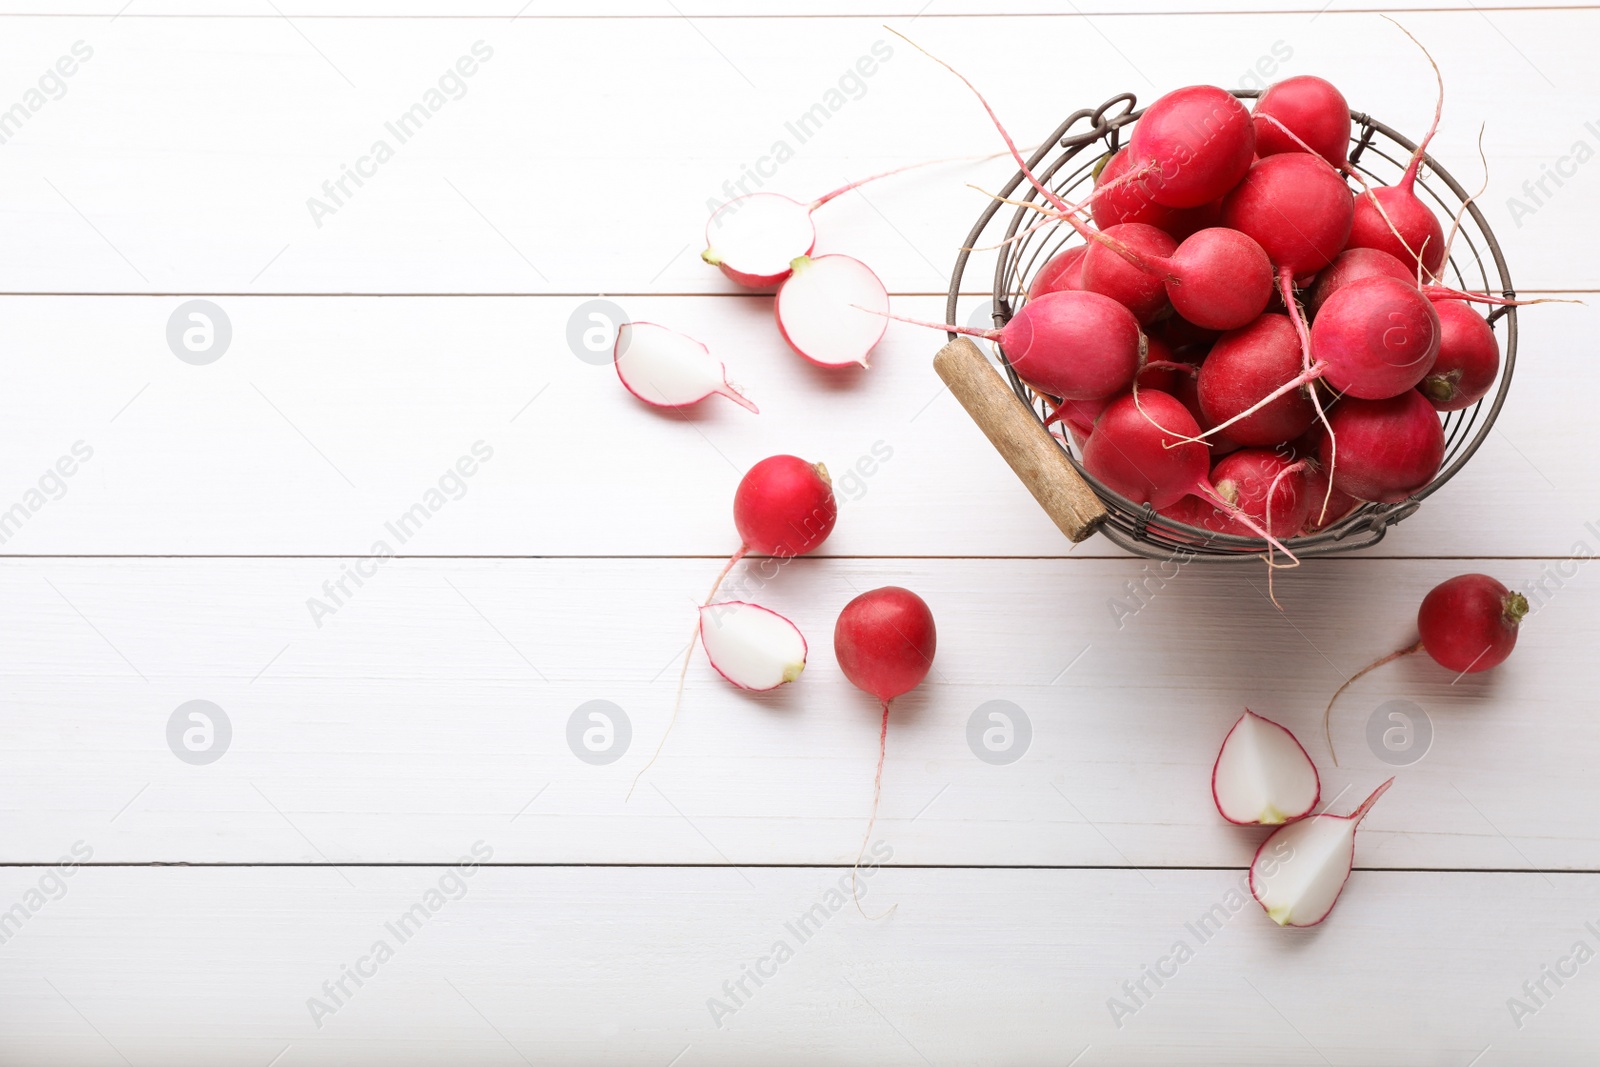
[0,865,1595,1064]
[0,11,1592,292]
[0,294,1585,557]
[1,556,1592,868]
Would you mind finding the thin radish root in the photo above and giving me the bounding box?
[852,699,896,920]
[1323,640,1423,765]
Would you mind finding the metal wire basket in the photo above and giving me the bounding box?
[941,90,1517,560]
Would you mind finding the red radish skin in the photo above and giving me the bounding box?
[881,290,1144,401]
[835,586,937,915]
[1306,247,1416,317]
[1252,75,1352,167]
[1198,314,1317,446]
[734,455,838,558]
[1317,390,1444,503]
[633,456,838,796]
[1309,275,1441,398]
[1083,391,1210,510]
[1157,227,1274,330]
[1130,85,1257,208]
[1301,460,1362,532]
[1080,223,1178,323]
[1420,300,1499,411]
[1027,244,1087,299]
[1206,450,1312,539]
[1324,574,1528,762]
[1221,153,1354,276]
[1092,147,1222,238]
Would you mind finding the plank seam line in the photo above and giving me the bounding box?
[2,862,1593,874]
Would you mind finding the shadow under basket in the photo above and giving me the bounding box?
[935,90,1517,561]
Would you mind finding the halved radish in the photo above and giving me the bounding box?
[1211,710,1320,826]
[702,193,818,289]
[698,601,807,691]
[613,322,757,412]
[775,254,889,369]
[1250,778,1394,927]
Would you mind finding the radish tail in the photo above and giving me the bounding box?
[854,305,999,340]
[1193,480,1299,567]
[1351,776,1397,823]
[853,698,897,921]
[809,149,1015,210]
[1323,639,1425,765]
[1384,16,1444,192]
[628,545,749,800]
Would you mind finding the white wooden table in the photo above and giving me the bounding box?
[2,2,1597,1063]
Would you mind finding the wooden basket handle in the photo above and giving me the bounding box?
[933,337,1108,544]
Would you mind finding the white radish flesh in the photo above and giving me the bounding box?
[613,322,757,412]
[1211,710,1320,825]
[702,193,817,288]
[775,254,889,369]
[1250,778,1394,927]
[698,601,807,691]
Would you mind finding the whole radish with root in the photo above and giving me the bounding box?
[835,586,936,916]
[1324,574,1528,763]
[631,456,837,796]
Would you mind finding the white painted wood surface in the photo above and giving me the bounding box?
[1,3,1597,1063]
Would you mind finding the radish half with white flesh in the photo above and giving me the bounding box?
[1211,710,1320,825]
[775,254,889,368]
[702,193,817,288]
[1250,778,1395,927]
[613,322,757,412]
[698,601,807,691]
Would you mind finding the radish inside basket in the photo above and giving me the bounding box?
[945,91,1517,561]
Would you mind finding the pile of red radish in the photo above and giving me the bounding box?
[890,26,1540,562]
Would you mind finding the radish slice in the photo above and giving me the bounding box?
[1250,778,1394,927]
[702,193,817,288]
[774,254,889,369]
[1211,710,1320,826]
[613,322,757,413]
[698,601,807,691]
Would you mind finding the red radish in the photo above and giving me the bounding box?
[1156,227,1274,330]
[835,586,937,913]
[1301,459,1361,532]
[1252,75,1352,168]
[1221,153,1354,277]
[1083,390,1209,510]
[1084,392,1294,557]
[1250,778,1394,926]
[1309,275,1441,398]
[1324,573,1528,763]
[1198,314,1316,446]
[775,254,889,368]
[1306,247,1416,317]
[1129,85,1256,208]
[633,456,838,795]
[880,289,1144,401]
[734,455,838,558]
[698,601,807,691]
[613,322,757,413]
[1419,300,1499,411]
[1212,710,1320,825]
[1079,222,1177,323]
[1316,389,1443,503]
[1206,450,1311,540]
[1027,244,1087,299]
[1091,146,1220,238]
[1345,25,1447,277]
[1156,314,1222,352]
